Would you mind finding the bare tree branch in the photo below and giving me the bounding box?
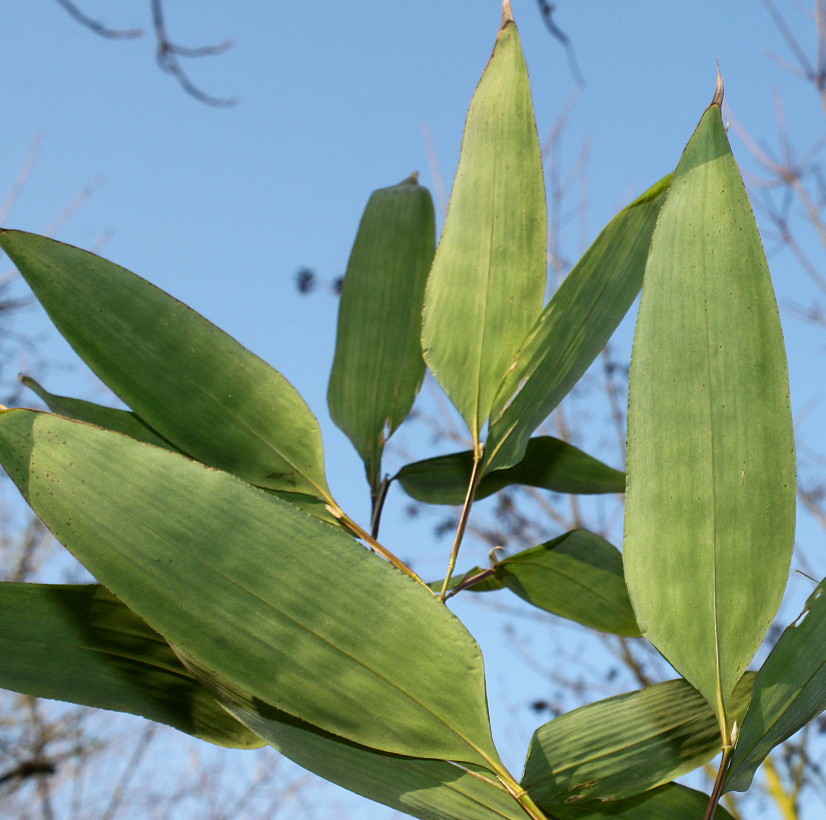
[151,0,238,108]
[535,1,585,87]
[52,0,142,39]
[52,0,237,107]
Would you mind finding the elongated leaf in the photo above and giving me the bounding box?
[483,175,671,475]
[0,582,261,749]
[0,230,330,497]
[522,675,754,805]
[725,580,826,793]
[328,174,435,490]
[397,437,624,506]
[623,97,795,733]
[21,375,175,451]
[420,6,546,442]
[496,530,639,637]
[0,410,500,766]
[545,783,734,820]
[179,654,525,820]
[20,375,337,525]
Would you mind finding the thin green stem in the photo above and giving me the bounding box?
[704,743,734,820]
[331,505,433,592]
[438,448,484,602]
[494,766,550,820]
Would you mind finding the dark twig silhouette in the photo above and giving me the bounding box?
[52,0,236,106]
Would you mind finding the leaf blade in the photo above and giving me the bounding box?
[496,530,640,637]
[179,655,525,820]
[328,175,435,489]
[396,437,624,505]
[623,102,796,732]
[0,409,499,766]
[522,675,754,805]
[0,230,329,496]
[421,14,546,441]
[725,579,826,793]
[484,175,671,475]
[0,582,262,749]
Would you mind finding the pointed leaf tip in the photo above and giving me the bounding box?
[501,0,514,27]
[712,64,724,107]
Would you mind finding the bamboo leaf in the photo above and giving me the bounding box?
[544,783,734,820]
[0,582,262,749]
[725,579,826,793]
[396,437,624,506]
[623,97,795,735]
[0,410,500,766]
[420,8,546,442]
[21,375,338,526]
[0,230,330,497]
[522,675,754,805]
[483,175,671,475]
[328,174,435,491]
[495,530,640,637]
[178,655,525,820]
[21,375,175,451]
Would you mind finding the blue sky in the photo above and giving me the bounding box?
[2,2,824,817]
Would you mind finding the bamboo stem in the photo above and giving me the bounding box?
[704,744,733,820]
[438,449,484,602]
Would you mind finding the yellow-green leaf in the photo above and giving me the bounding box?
[420,5,546,443]
[623,97,795,737]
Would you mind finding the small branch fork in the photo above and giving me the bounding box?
[52,0,236,106]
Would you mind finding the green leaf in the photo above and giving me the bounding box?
[21,375,175,451]
[0,230,330,497]
[420,9,546,443]
[328,174,436,491]
[483,175,671,475]
[725,579,826,793]
[396,437,624,506]
[0,409,500,767]
[177,655,525,820]
[0,582,262,749]
[522,675,754,805]
[623,99,795,735]
[544,783,734,820]
[495,530,640,637]
[21,375,338,526]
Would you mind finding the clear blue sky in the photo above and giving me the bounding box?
[1,2,824,818]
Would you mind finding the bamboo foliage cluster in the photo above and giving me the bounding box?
[0,4,820,819]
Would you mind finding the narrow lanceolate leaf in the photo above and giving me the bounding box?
[725,580,826,793]
[179,655,525,820]
[420,6,546,442]
[0,583,261,749]
[623,98,795,735]
[0,410,500,767]
[546,783,734,820]
[21,375,175,451]
[396,437,624,505]
[328,174,435,491]
[483,175,671,475]
[0,230,330,497]
[522,675,754,805]
[495,530,640,637]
